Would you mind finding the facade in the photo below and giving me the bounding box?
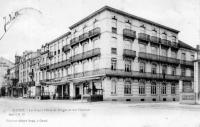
[18,51,40,98]
[3,6,198,102]
[65,6,196,102]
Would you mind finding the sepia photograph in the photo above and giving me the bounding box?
[0,0,200,127]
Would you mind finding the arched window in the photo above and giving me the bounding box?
[111,80,117,95]
[139,81,145,95]
[161,83,167,94]
[151,82,156,95]
[139,62,145,73]
[124,81,131,94]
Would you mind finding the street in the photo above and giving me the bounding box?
[0,98,200,127]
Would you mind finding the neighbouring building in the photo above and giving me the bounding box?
[0,57,13,96]
[4,6,199,102]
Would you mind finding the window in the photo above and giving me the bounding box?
[191,70,194,76]
[54,51,56,55]
[171,51,177,58]
[161,48,167,56]
[181,53,186,60]
[125,60,131,72]
[139,44,146,52]
[161,83,167,94]
[151,64,157,74]
[171,83,176,94]
[111,80,117,95]
[124,81,131,94]
[139,81,145,95]
[93,59,99,70]
[58,50,60,54]
[111,48,117,54]
[172,66,176,75]
[73,46,78,56]
[151,82,157,95]
[140,62,145,73]
[111,58,117,70]
[112,27,117,34]
[151,46,157,54]
[162,65,167,74]
[191,55,195,61]
[181,68,186,76]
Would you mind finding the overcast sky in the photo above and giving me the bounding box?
[0,0,199,62]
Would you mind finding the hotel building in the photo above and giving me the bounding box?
[5,6,198,102]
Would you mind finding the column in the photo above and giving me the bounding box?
[194,61,200,103]
[69,82,75,99]
[179,80,183,101]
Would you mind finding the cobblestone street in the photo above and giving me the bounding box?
[1,98,200,127]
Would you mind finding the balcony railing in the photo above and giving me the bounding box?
[79,33,89,43]
[68,68,181,81]
[62,44,70,53]
[47,52,54,58]
[138,52,180,65]
[29,72,34,77]
[41,50,49,55]
[70,48,101,63]
[180,60,194,67]
[40,63,49,70]
[138,33,150,42]
[48,59,71,70]
[123,29,136,39]
[171,41,179,49]
[70,37,79,46]
[89,27,101,38]
[181,76,194,81]
[123,49,136,59]
[160,39,171,47]
[150,36,160,44]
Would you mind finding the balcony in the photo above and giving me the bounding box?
[180,60,194,67]
[48,59,71,70]
[40,63,49,70]
[88,27,101,38]
[79,33,89,43]
[29,72,34,77]
[70,37,79,47]
[181,76,194,81]
[123,29,136,39]
[41,50,49,55]
[171,41,179,49]
[160,39,171,47]
[123,49,136,59]
[62,44,70,53]
[70,48,101,63]
[138,33,150,42]
[150,36,160,44]
[138,52,180,65]
[68,68,180,81]
[47,52,54,58]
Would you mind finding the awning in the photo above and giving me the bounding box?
[70,76,102,83]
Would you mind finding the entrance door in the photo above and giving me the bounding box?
[75,86,80,99]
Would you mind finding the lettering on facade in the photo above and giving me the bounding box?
[182,95,195,100]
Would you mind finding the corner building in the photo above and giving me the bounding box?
[64,6,196,102]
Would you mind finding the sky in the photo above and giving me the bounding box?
[0,0,199,62]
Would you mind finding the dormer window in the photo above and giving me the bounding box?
[172,36,176,42]
[73,29,77,34]
[112,16,117,20]
[152,28,157,36]
[93,19,98,24]
[162,32,167,39]
[125,19,131,25]
[140,24,146,33]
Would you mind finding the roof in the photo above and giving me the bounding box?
[178,40,197,51]
[47,32,71,45]
[69,6,179,33]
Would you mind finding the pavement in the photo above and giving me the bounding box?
[0,97,200,127]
